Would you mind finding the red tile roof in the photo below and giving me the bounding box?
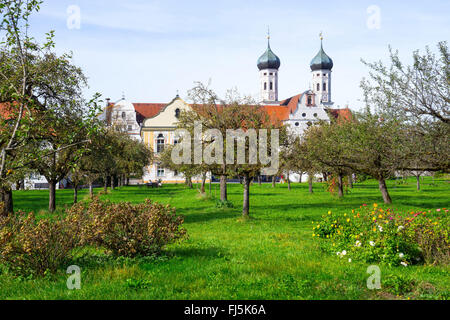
[327,108,353,122]
[279,93,304,114]
[133,103,167,119]
[262,105,290,122]
[107,94,351,125]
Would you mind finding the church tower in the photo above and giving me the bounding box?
[310,33,334,106]
[257,32,281,104]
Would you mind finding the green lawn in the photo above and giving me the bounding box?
[1,178,449,300]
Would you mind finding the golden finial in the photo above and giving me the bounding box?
[267,26,270,40]
[319,31,324,41]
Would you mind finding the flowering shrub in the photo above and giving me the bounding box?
[312,204,449,266]
[68,198,187,257]
[0,212,78,276]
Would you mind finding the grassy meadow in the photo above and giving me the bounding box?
[1,177,449,300]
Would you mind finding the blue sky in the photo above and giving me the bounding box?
[26,0,450,110]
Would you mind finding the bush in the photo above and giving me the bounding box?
[0,212,78,276]
[68,198,187,257]
[313,205,449,266]
[215,199,234,209]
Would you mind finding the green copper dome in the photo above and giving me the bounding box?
[310,41,333,71]
[257,41,281,70]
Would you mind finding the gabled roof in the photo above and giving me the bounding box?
[279,93,305,114]
[133,103,167,119]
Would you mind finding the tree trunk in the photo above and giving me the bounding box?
[298,173,302,183]
[258,175,262,186]
[0,186,14,216]
[73,185,78,204]
[220,175,227,201]
[348,175,354,189]
[89,181,94,199]
[287,172,291,191]
[126,176,130,186]
[111,175,115,190]
[49,180,57,213]
[103,175,108,193]
[378,178,392,204]
[323,172,328,182]
[201,172,207,194]
[272,175,276,188]
[242,173,251,218]
[416,175,421,191]
[338,174,344,198]
[308,175,314,194]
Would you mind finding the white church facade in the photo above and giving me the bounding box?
[102,36,351,184]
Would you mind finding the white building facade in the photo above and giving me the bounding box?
[103,36,350,184]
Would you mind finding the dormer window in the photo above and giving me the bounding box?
[307,95,312,106]
[175,108,180,118]
[121,112,126,119]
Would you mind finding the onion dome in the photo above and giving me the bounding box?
[310,40,333,71]
[257,40,281,70]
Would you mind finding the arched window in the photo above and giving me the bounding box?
[175,108,180,118]
[323,83,327,91]
[121,112,126,119]
[156,134,165,153]
[307,95,312,105]
[264,82,267,90]
[270,82,273,90]
[317,83,320,91]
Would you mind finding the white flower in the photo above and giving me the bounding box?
[401,261,408,267]
[369,241,375,247]
[342,250,347,256]
[397,226,405,232]
[355,241,361,247]
[399,253,405,258]
[378,226,383,232]
[348,258,352,263]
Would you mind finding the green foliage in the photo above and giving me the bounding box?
[125,278,152,290]
[68,198,187,257]
[383,274,415,296]
[314,204,449,266]
[215,199,234,209]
